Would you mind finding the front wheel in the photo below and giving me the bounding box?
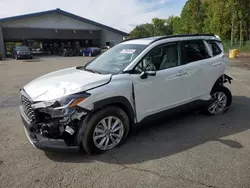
[82,106,130,155]
[206,85,232,115]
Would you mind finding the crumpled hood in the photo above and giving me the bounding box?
[23,67,111,102]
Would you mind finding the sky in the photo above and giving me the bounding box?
[0,0,187,32]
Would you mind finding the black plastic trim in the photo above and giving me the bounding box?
[211,74,233,94]
[93,96,135,124]
[20,106,79,152]
[136,99,210,126]
[149,34,216,45]
[123,34,216,45]
[224,74,233,83]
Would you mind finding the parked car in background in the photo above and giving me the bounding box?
[79,48,86,56]
[84,47,101,57]
[58,46,73,57]
[12,46,33,60]
[0,52,2,60]
[100,46,110,53]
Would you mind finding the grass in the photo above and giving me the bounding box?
[223,41,250,53]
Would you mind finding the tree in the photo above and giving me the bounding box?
[129,0,250,43]
[166,16,181,34]
[129,18,174,38]
[204,0,231,40]
[130,24,154,38]
[179,0,206,33]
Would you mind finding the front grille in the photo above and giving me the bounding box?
[21,95,35,121]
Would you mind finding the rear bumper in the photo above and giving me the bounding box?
[20,106,79,152]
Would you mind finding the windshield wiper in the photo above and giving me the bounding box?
[85,68,102,74]
[76,66,102,74]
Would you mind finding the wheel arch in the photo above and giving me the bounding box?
[210,74,232,94]
[93,96,136,126]
[76,97,135,147]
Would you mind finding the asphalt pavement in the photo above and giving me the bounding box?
[0,56,249,188]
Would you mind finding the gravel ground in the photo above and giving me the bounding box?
[0,56,250,188]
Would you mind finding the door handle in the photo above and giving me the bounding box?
[176,72,187,77]
[213,63,222,67]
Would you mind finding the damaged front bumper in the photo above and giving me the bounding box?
[20,105,79,152]
[19,89,92,152]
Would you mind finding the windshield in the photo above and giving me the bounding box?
[16,46,29,51]
[84,43,147,74]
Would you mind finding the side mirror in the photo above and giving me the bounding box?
[140,70,156,79]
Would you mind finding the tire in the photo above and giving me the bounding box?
[30,56,33,59]
[205,85,232,115]
[82,106,130,155]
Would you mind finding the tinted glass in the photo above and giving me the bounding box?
[135,42,179,73]
[85,43,147,74]
[207,40,222,56]
[183,40,210,63]
[16,46,29,51]
[159,43,179,70]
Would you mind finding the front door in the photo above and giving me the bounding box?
[131,42,189,122]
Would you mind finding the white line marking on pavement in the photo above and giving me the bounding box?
[229,75,250,92]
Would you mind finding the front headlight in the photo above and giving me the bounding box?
[32,92,90,117]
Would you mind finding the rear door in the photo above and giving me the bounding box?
[182,40,226,100]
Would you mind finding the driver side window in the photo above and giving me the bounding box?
[135,42,179,73]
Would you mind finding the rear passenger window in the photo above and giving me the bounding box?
[182,40,210,63]
[206,40,222,56]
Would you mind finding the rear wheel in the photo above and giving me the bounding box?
[206,85,232,115]
[82,106,130,155]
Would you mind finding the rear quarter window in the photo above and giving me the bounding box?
[206,40,222,56]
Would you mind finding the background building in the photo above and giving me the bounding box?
[0,8,129,57]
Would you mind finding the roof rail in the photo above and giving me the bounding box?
[122,36,149,43]
[149,34,216,44]
[121,34,216,44]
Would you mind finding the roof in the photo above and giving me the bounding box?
[122,34,219,45]
[0,8,129,36]
[122,36,163,45]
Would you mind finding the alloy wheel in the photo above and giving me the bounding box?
[208,92,228,115]
[93,116,124,151]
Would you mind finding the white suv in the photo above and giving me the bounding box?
[20,34,233,155]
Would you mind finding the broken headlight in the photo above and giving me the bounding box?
[32,92,90,118]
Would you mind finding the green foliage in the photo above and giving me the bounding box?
[129,17,180,38]
[204,0,231,39]
[130,24,154,38]
[223,41,250,53]
[179,0,206,33]
[129,0,250,44]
